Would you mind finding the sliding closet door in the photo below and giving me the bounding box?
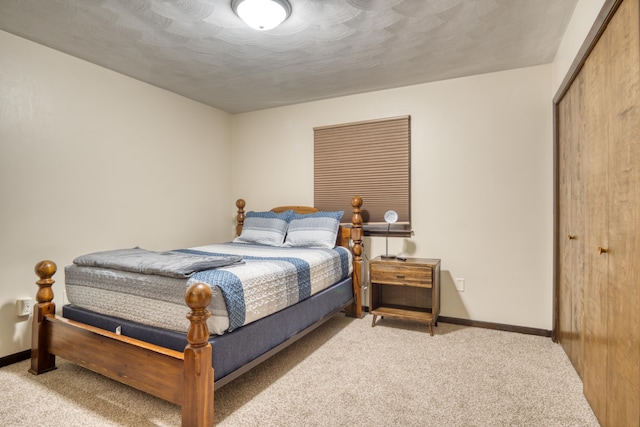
[604,0,640,423]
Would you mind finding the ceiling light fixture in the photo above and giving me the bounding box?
[231,0,291,31]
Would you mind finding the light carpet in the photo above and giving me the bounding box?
[0,315,599,426]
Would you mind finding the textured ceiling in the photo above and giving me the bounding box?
[0,0,578,113]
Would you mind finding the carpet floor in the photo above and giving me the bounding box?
[0,315,600,426]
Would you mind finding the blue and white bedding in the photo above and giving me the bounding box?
[64,242,352,336]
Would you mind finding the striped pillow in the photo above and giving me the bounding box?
[283,211,344,248]
[234,210,294,246]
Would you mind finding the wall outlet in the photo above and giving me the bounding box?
[455,278,465,292]
[17,297,33,316]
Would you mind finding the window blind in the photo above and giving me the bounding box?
[314,115,411,235]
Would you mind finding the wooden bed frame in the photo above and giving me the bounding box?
[29,196,363,426]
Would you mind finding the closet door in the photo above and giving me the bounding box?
[555,1,640,425]
[557,74,585,376]
[604,0,640,423]
[581,29,609,421]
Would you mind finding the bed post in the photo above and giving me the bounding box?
[235,199,246,236]
[346,196,364,319]
[29,260,57,375]
[182,282,214,427]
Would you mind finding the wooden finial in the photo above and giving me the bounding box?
[184,283,212,348]
[236,198,246,236]
[34,260,57,304]
[351,195,363,210]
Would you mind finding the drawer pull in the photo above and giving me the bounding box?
[598,246,608,255]
[395,274,405,279]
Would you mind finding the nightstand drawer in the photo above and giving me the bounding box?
[370,263,432,287]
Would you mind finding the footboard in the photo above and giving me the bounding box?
[29,260,214,427]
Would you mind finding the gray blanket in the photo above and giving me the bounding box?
[73,248,243,279]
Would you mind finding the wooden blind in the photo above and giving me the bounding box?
[314,116,410,234]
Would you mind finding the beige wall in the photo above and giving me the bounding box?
[232,64,554,329]
[0,31,234,358]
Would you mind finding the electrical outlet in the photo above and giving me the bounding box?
[17,297,33,316]
[455,278,465,292]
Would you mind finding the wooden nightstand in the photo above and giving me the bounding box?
[369,257,441,335]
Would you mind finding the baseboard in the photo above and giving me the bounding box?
[0,349,30,368]
[438,316,552,337]
[362,307,551,337]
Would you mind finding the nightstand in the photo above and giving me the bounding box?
[369,257,441,335]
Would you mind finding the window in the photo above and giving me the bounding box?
[314,115,411,236]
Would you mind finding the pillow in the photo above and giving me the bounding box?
[234,210,294,246]
[283,210,344,248]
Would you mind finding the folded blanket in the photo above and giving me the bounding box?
[73,248,243,279]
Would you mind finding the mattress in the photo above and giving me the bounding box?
[65,242,352,335]
[63,277,354,383]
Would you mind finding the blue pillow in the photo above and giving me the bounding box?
[283,211,344,248]
[234,210,294,246]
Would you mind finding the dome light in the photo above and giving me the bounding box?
[232,0,292,31]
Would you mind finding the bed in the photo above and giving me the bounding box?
[29,196,364,426]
